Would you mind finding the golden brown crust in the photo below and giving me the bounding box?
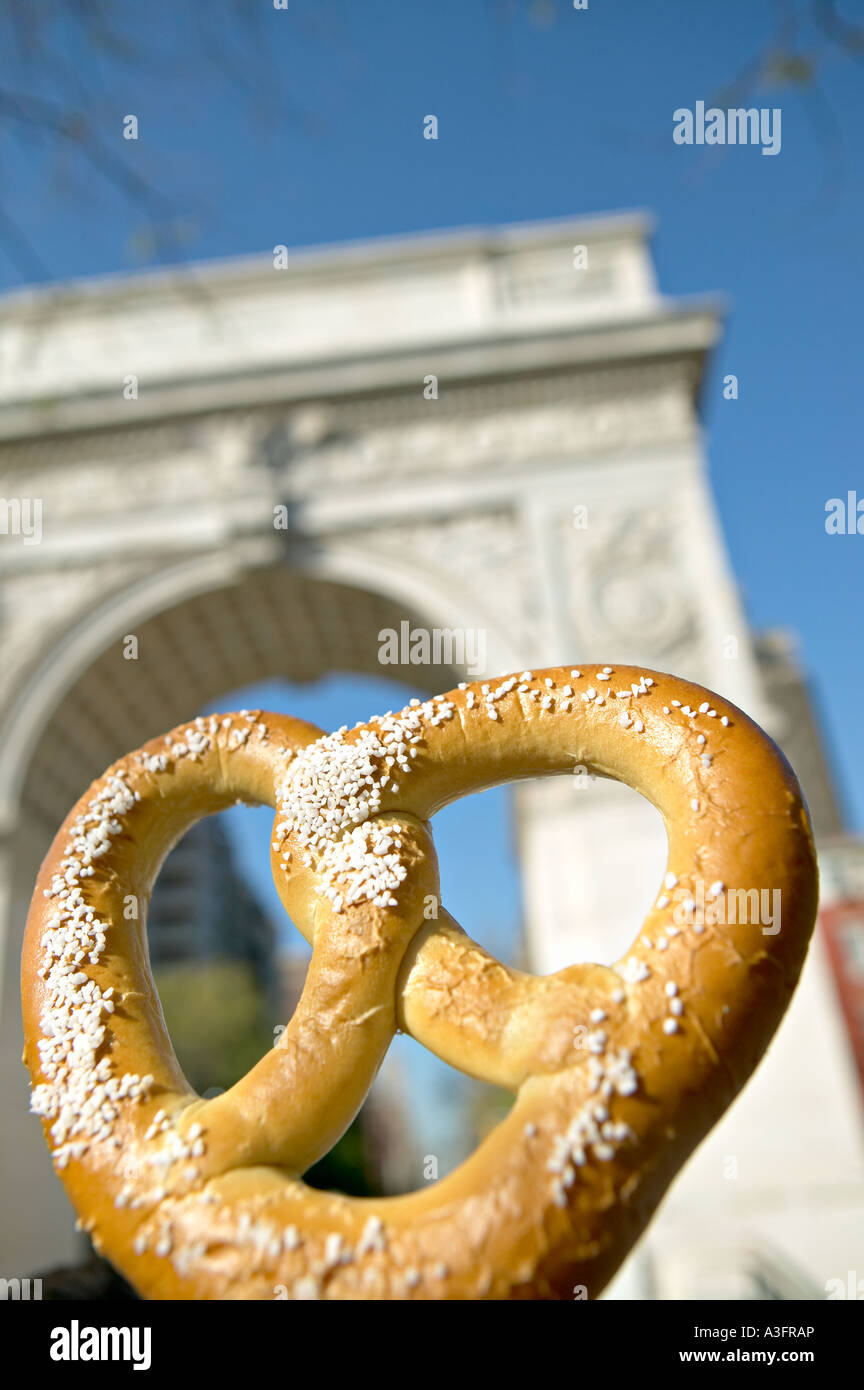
[21,667,818,1299]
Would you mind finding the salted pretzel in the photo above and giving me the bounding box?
[21,665,818,1300]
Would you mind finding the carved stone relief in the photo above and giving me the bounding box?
[260,362,695,492]
[561,504,702,669]
[347,509,540,660]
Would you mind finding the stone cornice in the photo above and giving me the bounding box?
[0,302,722,442]
[0,212,656,318]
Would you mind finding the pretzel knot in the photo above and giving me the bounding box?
[21,665,818,1300]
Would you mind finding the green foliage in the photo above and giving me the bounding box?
[305,1115,382,1199]
[154,956,380,1197]
[154,957,272,1096]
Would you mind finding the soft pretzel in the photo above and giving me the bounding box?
[21,665,818,1300]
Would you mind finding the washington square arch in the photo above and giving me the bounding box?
[1,213,862,1298]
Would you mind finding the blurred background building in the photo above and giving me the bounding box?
[0,212,862,1297]
[148,816,275,981]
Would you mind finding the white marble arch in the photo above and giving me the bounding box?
[0,539,524,843]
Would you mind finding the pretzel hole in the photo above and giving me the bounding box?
[148,810,282,1100]
[430,786,522,968]
[309,1036,516,1199]
[432,776,669,971]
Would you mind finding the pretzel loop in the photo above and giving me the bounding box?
[21,667,818,1300]
[207,808,441,1174]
